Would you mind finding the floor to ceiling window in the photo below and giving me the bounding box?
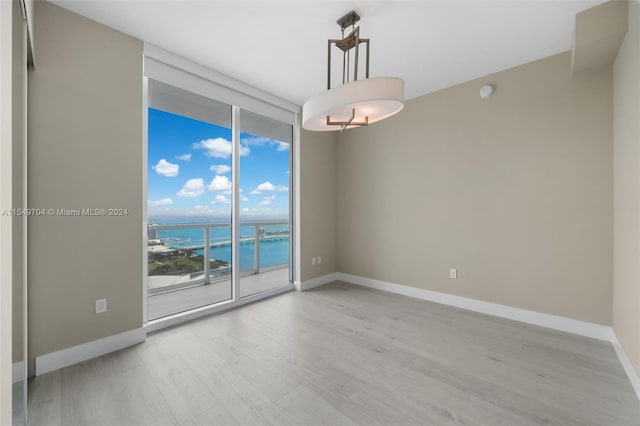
[143,51,297,324]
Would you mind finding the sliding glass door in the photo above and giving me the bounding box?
[145,79,293,321]
[239,110,292,298]
[146,80,234,320]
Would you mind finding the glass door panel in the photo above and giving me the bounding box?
[238,110,292,298]
[146,80,233,320]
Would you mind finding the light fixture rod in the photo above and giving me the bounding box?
[365,39,370,79]
[326,108,369,131]
[343,48,347,84]
[341,110,356,132]
[327,39,331,91]
[346,46,350,83]
[353,27,360,82]
[327,36,369,90]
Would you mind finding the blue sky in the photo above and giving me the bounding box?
[148,108,290,219]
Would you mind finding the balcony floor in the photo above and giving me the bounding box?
[147,268,290,320]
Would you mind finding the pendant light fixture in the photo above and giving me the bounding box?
[302,10,404,132]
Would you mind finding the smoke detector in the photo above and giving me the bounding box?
[479,85,494,99]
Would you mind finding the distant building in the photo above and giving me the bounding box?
[148,226,158,240]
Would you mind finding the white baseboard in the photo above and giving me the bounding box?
[12,361,25,384]
[337,272,612,341]
[35,327,146,376]
[611,331,640,400]
[295,272,337,291]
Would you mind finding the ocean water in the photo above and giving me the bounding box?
[149,217,289,273]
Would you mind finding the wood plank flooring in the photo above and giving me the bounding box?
[29,281,640,425]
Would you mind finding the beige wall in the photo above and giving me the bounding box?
[19,0,631,383]
[28,2,143,372]
[25,2,336,374]
[12,0,25,364]
[0,2,13,420]
[299,129,337,282]
[613,0,640,374]
[337,51,613,325]
[571,0,628,74]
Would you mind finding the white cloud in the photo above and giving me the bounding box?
[211,194,230,205]
[192,205,227,215]
[277,142,289,151]
[242,207,249,212]
[210,164,231,174]
[241,136,289,152]
[193,137,249,159]
[176,153,191,161]
[255,181,288,192]
[258,195,276,206]
[148,198,173,206]
[250,190,262,195]
[221,188,243,195]
[208,175,232,192]
[240,195,249,202]
[192,205,214,213]
[152,159,179,177]
[241,136,269,146]
[177,178,205,198]
[256,181,276,191]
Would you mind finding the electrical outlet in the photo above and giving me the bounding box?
[95,298,107,314]
[449,268,457,279]
[311,257,317,266]
[317,256,322,265]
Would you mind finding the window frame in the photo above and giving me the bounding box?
[142,44,300,330]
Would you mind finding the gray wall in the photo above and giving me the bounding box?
[337,51,613,325]
[613,0,640,375]
[299,129,337,282]
[28,2,143,372]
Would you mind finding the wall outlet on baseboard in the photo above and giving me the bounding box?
[311,257,317,266]
[449,268,457,279]
[317,256,322,265]
[95,298,107,314]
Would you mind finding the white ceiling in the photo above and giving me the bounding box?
[49,0,606,106]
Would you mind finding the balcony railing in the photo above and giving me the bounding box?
[147,221,289,295]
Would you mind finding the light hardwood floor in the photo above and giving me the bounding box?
[29,281,640,425]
